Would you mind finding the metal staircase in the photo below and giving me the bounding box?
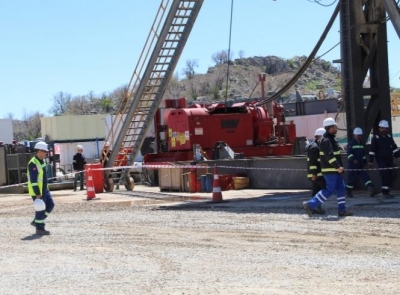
[103,0,204,191]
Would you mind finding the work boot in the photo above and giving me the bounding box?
[368,187,380,197]
[302,201,313,217]
[36,228,50,235]
[346,189,353,198]
[312,205,326,215]
[338,211,354,217]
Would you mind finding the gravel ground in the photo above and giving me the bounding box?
[0,194,400,295]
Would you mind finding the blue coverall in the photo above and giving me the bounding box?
[28,157,55,230]
[346,139,373,190]
[305,132,347,213]
[369,134,400,194]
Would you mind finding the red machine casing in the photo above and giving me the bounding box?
[166,105,255,151]
[146,99,296,164]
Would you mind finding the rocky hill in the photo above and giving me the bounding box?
[164,55,342,103]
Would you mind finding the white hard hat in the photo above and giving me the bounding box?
[323,117,337,128]
[33,199,46,212]
[105,142,110,147]
[353,127,363,135]
[34,141,48,151]
[314,128,325,136]
[77,145,83,150]
[378,120,389,128]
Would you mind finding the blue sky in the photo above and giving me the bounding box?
[1,0,400,119]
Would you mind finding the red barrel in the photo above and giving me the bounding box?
[85,163,104,194]
[189,170,197,193]
[165,99,173,108]
[196,177,201,192]
[176,97,187,108]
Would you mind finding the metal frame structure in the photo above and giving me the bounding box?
[341,0,400,139]
[382,0,400,38]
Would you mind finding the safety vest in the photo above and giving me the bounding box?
[27,157,47,196]
[306,140,323,179]
[319,132,343,174]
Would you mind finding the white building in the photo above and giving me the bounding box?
[0,119,13,144]
[41,114,154,173]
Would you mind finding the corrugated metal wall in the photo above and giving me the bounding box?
[41,114,108,141]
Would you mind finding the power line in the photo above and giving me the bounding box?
[307,0,338,7]
[390,69,400,81]
[314,42,340,61]
[224,0,234,102]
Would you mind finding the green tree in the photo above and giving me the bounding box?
[99,95,113,113]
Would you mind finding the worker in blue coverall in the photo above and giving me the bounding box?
[368,120,400,199]
[303,117,353,217]
[346,127,379,198]
[306,127,326,214]
[27,141,55,235]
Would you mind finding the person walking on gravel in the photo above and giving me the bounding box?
[302,118,353,217]
[27,141,55,235]
[306,127,326,214]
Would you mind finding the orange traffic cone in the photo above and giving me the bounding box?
[85,169,99,200]
[212,165,223,202]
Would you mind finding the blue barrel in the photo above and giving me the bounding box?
[206,173,213,192]
[200,175,207,192]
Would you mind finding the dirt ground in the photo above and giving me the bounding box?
[0,187,399,295]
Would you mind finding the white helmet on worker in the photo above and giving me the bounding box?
[314,128,325,136]
[378,120,389,128]
[34,141,48,152]
[77,144,83,150]
[323,117,337,128]
[105,142,110,147]
[353,127,363,135]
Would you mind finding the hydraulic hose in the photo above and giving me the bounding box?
[255,2,340,106]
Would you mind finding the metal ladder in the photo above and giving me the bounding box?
[103,0,203,191]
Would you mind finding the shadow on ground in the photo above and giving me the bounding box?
[21,234,43,241]
[112,190,400,219]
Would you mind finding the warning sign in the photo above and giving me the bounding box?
[194,128,203,135]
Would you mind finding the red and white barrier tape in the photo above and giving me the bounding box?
[1,164,399,191]
[95,163,400,173]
